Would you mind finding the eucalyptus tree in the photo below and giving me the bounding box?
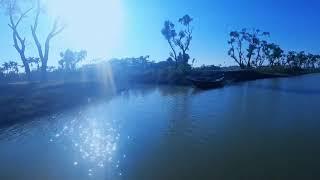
[313,54,320,68]
[246,29,270,68]
[59,49,87,71]
[286,51,297,68]
[1,61,19,74]
[317,56,320,68]
[228,28,269,68]
[0,0,33,79]
[227,29,246,68]
[161,14,193,68]
[8,61,19,73]
[296,51,308,68]
[176,15,193,64]
[161,21,177,66]
[31,0,65,80]
[265,43,284,67]
[285,51,307,69]
[305,54,320,69]
[2,62,10,74]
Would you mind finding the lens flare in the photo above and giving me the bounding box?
[47,0,125,59]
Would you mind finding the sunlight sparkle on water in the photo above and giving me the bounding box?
[50,110,122,176]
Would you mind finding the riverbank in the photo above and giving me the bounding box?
[0,81,118,127]
[192,69,289,82]
[185,68,320,87]
[130,66,320,86]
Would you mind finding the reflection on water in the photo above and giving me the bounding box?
[0,101,130,179]
[1,74,320,179]
[250,84,320,95]
[49,112,120,176]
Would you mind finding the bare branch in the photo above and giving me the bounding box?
[31,25,44,60]
[51,26,65,37]
[31,0,40,32]
[3,0,32,77]
[15,7,33,27]
[49,21,65,39]
[168,40,177,61]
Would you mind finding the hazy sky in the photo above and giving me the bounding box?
[1,0,320,67]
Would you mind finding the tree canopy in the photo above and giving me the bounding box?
[161,14,194,68]
[59,49,87,71]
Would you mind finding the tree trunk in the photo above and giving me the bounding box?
[41,61,47,81]
[247,52,253,68]
[21,56,31,80]
[247,61,251,68]
[168,40,178,68]
[9,15,32,81]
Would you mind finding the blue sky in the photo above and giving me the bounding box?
[1,0,320,67]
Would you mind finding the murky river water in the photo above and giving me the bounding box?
[1,74,320,179]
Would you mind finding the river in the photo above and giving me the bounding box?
[1,74,320,179]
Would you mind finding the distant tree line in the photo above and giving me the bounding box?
[0,49,87,81]
[96,56,189,84]
[227,28,320,70]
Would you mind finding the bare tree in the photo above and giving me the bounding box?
[1,0,32,79]
[31,0,64,81]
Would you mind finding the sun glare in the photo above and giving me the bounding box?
[47,0,125,59]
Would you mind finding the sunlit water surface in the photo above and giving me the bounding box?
[1,74,320,179]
